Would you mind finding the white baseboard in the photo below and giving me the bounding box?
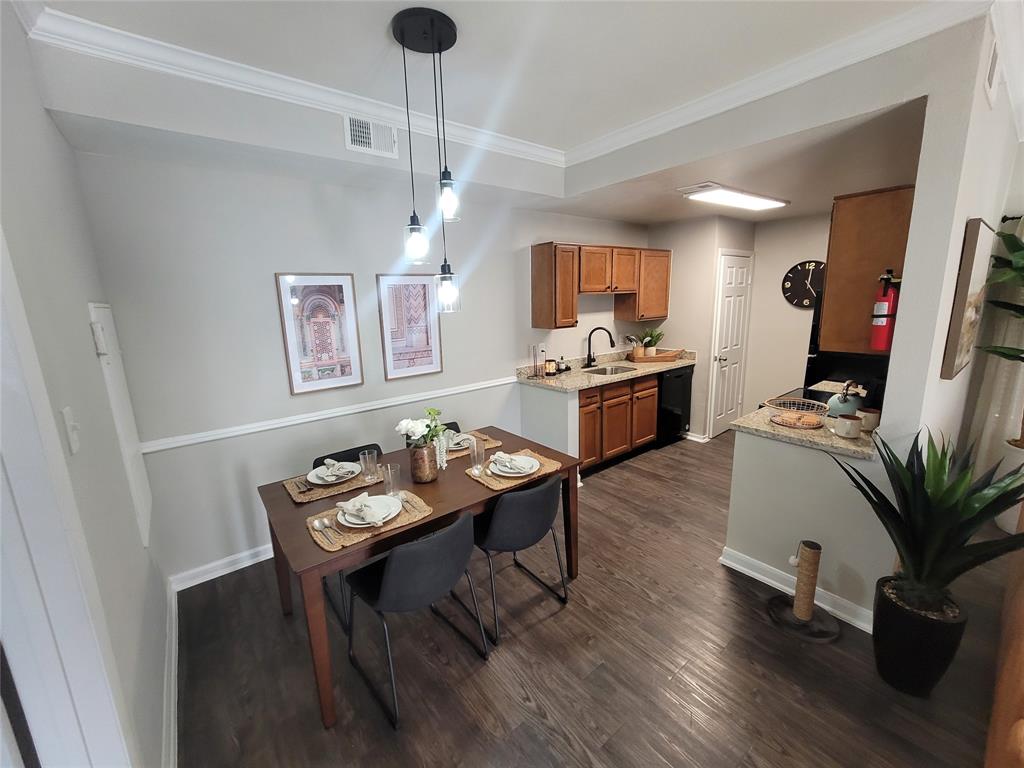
[162,584,178,768]
[718,546,873,633]
[684,432,710,443]
[168,543,273,593]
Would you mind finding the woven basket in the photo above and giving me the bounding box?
[764,397,828,429]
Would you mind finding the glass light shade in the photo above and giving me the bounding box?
[404,214,429,264]
[438,169,460,222]
[684,185,787,211]
[435,267,461,313]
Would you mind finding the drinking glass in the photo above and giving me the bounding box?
[469,436,486,476]
[359,449,380,482]
[383,463,401,496]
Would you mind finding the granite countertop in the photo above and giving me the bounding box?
[807,380,868,397]
[516,350,696,392]
[730,406,876,461]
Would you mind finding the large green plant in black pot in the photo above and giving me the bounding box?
[833,433,1024,696]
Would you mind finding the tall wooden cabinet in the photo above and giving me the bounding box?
[818,186,914,354]
[531,243,579,328]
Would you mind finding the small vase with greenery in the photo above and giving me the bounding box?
[396,407,447,483]
[833,432,1024,696]
[639,327,665,357]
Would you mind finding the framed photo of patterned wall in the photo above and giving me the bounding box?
[376,274,442,380]
[275,273,363,394]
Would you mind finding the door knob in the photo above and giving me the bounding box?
[715,356,728,362]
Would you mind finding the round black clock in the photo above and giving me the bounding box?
[782,260,825,308]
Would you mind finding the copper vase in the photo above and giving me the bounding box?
[409,444,438,483]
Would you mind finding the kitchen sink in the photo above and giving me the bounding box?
[587,366,636,375]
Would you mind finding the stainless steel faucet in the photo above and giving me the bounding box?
[583,326,614,369]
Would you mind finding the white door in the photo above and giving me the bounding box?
[710,251,753,437]
[88,303,152,547]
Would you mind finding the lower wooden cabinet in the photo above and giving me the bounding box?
[579,376,659,468]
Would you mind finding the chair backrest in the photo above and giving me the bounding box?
[376,512,473,613]
[312,442,383,470]
[479,475,561,553]
[404,422,461,448]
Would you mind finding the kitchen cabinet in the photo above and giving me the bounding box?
[631,376,659,447]
[578,376,661,468]
[818,186,914,355]
[579,246,612,293]
[611,248,639,292]
[578,388,603,469]
[531,243,579,329]
[602,392,633,460]
[614,249,671,321]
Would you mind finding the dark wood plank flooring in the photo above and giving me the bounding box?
[178,432,1006,766]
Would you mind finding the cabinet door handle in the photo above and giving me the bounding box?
[639,313,645,318]
[613,285,618,290]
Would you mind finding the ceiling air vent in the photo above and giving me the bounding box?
[344,115,399,159]
[676,181,720,197]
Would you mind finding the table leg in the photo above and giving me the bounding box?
[562,467,579,579]
[300,570,336,728]
[270,526,293,616]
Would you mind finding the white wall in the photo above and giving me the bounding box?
[744,214,831,411]
[0,8,167,766]
[73,145,648,576]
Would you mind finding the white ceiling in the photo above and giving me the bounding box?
[536,99,927,223]
[47,0,932,150]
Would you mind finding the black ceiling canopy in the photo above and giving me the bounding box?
[391,8,457,54]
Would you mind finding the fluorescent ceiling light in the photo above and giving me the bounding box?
[679,183,788,211]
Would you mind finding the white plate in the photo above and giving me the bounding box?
[307,461,361,486]
[489,455,540,477]
[336,494,402,528]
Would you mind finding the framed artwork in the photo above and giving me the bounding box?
[275,273,363,394]
[941,218,996,380]
[376,274,442,380]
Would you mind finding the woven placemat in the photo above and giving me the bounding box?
[305,491,433,552]
[445,431,503,460]
[465,449,562,491]
[283,471,382,504]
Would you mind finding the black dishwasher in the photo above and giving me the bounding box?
[657,366,694,446]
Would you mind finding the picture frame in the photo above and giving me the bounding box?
[275,273,363,394]
[940,218,996,380]
[376,274,443,380]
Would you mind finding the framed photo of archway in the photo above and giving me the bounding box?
[376,274,443,380]
[275,273,363,394]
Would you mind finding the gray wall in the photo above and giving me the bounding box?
[0,8,167,766]
[744,214,831,411]
[73,146,649,576]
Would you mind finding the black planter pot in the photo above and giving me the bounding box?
[872,577,967,697]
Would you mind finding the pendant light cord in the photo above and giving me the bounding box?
[439,47,448,169]
[432,36,448,264]
[401,39,416,214]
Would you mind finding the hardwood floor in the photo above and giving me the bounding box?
[178,432,1006,767]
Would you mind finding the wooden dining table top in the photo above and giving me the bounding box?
[258,426,580,576]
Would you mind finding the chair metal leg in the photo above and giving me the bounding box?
[512,528,569,605]
[486,551,501,645]
[346,595,399,728]
[432,574,490,660]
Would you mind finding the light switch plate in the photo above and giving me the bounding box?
[60,406,81,455]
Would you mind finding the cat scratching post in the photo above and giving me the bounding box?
[767,540,840,643]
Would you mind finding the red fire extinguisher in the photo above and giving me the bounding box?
[870,269,901,352]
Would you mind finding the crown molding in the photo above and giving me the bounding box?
[991,0,1024,140]
[23,8,567,168]
[565,1,992,166]
[10,0,44,32]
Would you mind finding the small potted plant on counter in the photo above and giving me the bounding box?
[639,327,665,357]
[396,407,446,483]
[833,432,1024,697]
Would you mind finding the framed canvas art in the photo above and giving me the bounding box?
[941,218,996,380]
[275,273,363,394]
[376,274,442,380]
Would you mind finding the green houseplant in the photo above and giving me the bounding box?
[833,432,1024,696]
[638,327,665,357]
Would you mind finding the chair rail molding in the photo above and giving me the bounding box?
[139,376,518,454]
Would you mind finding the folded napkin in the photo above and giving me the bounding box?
[321,458,357,482]
[335,492,388,526]
[491,451,528,472]
[446,431,473,449]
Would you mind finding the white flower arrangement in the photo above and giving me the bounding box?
[395,407,446,447]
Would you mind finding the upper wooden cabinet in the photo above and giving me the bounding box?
[818,186,914,355]
[531,243,579,329]
[614,249,672,321]
[611,248,639,292]
[579,246,612,293]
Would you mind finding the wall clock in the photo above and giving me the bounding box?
[782,260,825,308]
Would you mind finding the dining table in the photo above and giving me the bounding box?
[258,426,580,728]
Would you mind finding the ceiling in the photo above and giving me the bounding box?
[46,1,933,151]
[535,99,927,224]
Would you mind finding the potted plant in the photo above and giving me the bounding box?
[396,407,446,483]
[833,432,1024,697]
[639,327,665,357]
[979,230,1024,532]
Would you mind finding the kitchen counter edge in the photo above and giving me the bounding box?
[516,357,695,392]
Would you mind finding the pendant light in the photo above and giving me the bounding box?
[431,39,460,312]
[436,47,460,223]
[398,24,428,264]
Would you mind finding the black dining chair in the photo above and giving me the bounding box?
[346,512,488,728]
[403,422,461,448]
[464,475,568,645]
[311,442,383,632]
